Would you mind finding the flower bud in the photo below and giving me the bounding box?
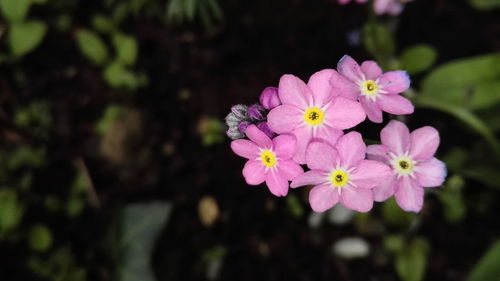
[230,104,248,120]
[257,122,275,138]
[225,112,240,127]
[238,121,251,134]
[226,127,244,140]
[259,87,281,110]
[247,104,266,122]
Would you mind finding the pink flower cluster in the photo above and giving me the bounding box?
[227,55,446,213]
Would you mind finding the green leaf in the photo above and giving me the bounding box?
[382,197,417,228]
[103,61,142,90]
[419,53,500,110]
[75,29,109,65]
[362,22,395,66]
[29,224,53,252]
[0,0,31,22]
[395,238,428,281]
[400,44,437,75]
[112,33,138,66]
[462,167,500,189]
[469,0,500,10]
[286,194,304,218]
[0,189,24,234]
[116,202,173,281]
[467,240,500,281]
[414,96,500,156]
[92,14,115,33]
[438,175,466,223]
[8,20,47,57]
[384,235,404,252]
[96,105,127,135]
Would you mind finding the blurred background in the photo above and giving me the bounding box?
[0,0,500,280]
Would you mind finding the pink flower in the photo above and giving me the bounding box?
[338,0,368,5]
[366,120,447,212]
[267,71,366,164]
[231,125,304,197]
[291,132,391,212]
[331,55,414,123]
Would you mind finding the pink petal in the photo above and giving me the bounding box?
[325,96,366,130]
[242,160,266,185]
[278,74,312,109]
[356,0,368,2]
[372,174,398,202]
[378,71,410,94]
[395,176,424,212]
[308,69,335,106]
[335,132,366,168]
[245,125,273,149]
[387,1,403,15]
[290,170,328,188]
[291,126,312,164]
[350,160,392,189]
[315,125,344,147]
[337,55,363,82]
[230,139,259,159]
[266,170,289,197]
[409,126,440,160]
[306,141,339,171]
[278,159,304,181]
[340,186,374,212]
[380,120,410,155]
[377,94,414,115]
[309,184,339,212]
[414,158,446,187]
[366,144,389,162]
[330,70,359,101]
[272,133,297,159]
[361,61,382,80]
[267,105,303,134]
[338,0,351,4]
[360,97,383,123]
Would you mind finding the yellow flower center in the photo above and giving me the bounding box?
[260,150,277,168]
[303,107,325,126]
[361,80,379,97]
[330,170,349,187]
[392,155,415,176]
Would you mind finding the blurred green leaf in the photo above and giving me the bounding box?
[420,53,500,110]
[0,189,24,234]
[462,167,500,189]
[414,96,500,156]
[75,29,109,65]
[96,105,127,135]
[400,44,437,75]
[0,0,31,22]
[28,247,87,281]
[362,22,395,66]
[66,197,85,218]
[112,33,138,66]
[7,146,46,170]
[382,197,417,228]
[116,202,173,281]
[202,245,227,262]
[395,238,428,281]
[92,14,115,33]
[9,20,47,57]
[286,194,304,218]
[384,234,404,252]
[29,224,53,252]
[438,175,466,223]
[467,240,500,281]
[469,0,500,10]
[104,61,143,89]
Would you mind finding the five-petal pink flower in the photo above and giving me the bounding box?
[268,71,366,164]
[331,55,414,123]
[366,120,447,212]
[231,125,304,197]
[291,132,391,212]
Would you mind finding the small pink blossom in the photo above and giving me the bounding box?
[366,120,447,212]
[291,132,391,212]
[374,0,415,16]
[338,0,368,5]
[331,55,414,123]
[267,71,366,164]
[231,125,304,197]
[259,87,281,110]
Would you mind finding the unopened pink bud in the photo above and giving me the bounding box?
[259,87,281,110]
